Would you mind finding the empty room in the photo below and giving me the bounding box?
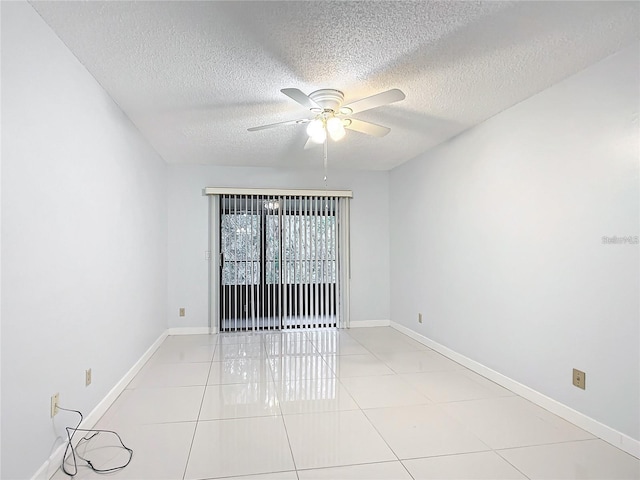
[1,1,639,479]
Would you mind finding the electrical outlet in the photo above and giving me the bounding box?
[179,308,185,317]
[573,368,586,389]
[85,368,92,386]
[418,313,423,324]
[51,393,59,417]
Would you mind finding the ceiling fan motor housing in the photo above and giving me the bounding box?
[309,89,344,111]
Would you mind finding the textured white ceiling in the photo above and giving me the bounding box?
[31,1,640,171]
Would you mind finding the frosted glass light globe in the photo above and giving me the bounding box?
[326,116,346,141]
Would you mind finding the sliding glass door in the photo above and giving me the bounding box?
[281,197,337,329]
[218,194,342,332]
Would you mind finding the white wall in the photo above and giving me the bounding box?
[167,165,390,329]
[1,3,168,479]
[390,43,639,441]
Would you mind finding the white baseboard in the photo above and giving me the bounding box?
[348,319,391,328]
[390,321,640,459]
[85,330,169,423]
[32,331,169,480]
[167,327,212,335]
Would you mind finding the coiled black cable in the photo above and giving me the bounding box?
[58,406,133,476]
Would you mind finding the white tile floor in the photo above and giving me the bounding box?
[53,327,639,480]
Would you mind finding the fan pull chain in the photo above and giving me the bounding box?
[323,136,328,191]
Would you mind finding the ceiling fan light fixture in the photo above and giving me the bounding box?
[310,129,326,144]
[307,118,326,144]
[326,116,346,141]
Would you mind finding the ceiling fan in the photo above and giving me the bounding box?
[248,88,405,149]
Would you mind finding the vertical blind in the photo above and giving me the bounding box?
[207,189,351,332]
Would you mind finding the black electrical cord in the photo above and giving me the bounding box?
[58,406,133,476]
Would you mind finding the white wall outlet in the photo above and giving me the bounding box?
[85,368,92,386]
[179,307,185,317]
[418,313,423,323]
[50,393,59,417]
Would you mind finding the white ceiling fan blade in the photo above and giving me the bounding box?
[247,118,309,132]
[345,118,391,137]
[281,88,320,109]
[342,89,405,114]
[303,137,320,150]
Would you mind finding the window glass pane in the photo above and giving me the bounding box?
[222,261,261,286]
[220,206,336,286]
[221,213,260,285]
[266,215,280,284]
[266,260,280,284]
[283,214,336,284]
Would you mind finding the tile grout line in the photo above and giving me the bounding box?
[294,460,412,476]
[495,436,600,452]
[279,411,300,476]
[264,335,300,477]
[181,340,218,480]
[493,449,532,480]
[356,394,406,469]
